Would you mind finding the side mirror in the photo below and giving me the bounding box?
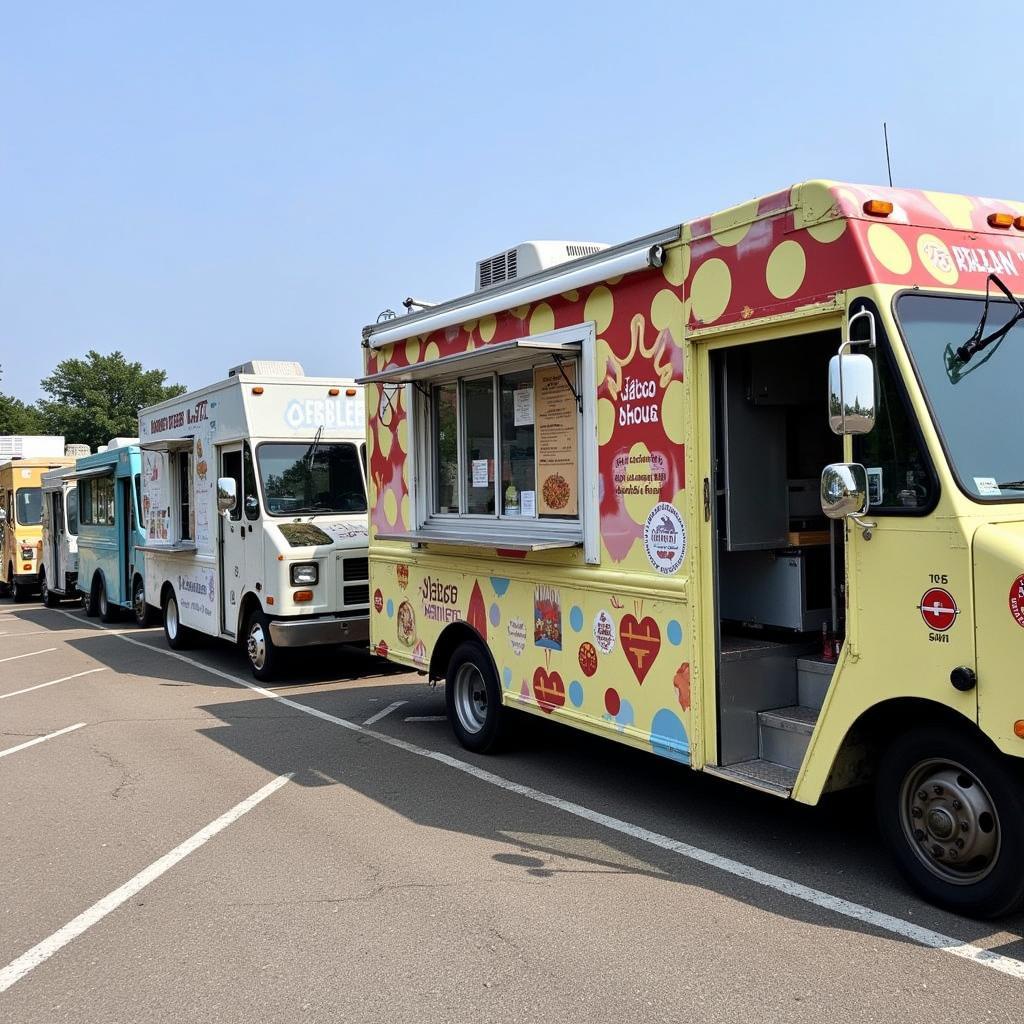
[244,495,259,518]
[821,463,869,520]
[217,477,237,514]
[0,508,6,522]
[828,353,876,435]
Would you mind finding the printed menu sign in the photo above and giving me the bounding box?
[534,364,578,516]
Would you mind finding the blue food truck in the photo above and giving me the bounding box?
[74,438,154,625]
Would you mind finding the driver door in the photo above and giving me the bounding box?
[219,445,246,637]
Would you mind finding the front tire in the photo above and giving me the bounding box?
[163,591,193,650]
[98,578,119,623]
[83,579,100,617]
[876,725,1024,918]
[132,576,154,627]
[444,641,507,753]
[245,609,279,681]
[11,573,32,603]
[41,571,60,608]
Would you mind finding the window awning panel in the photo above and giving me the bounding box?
[375,525,581,552]
[67,466,115,482]
[139,436,194,453]
[357,336,581,387]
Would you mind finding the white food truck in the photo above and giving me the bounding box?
[138,361,370,679]
[39,465,80,606]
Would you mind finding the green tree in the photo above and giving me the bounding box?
[0,364,46,434]
[38,351,186,452]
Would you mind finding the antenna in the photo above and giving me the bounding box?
[883,122,893,187]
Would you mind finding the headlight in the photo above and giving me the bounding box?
[290,562,318,585]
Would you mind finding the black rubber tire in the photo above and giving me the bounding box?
[11,573,32,603]
[876,724,1024,919]
[83,579,100,617]
[444,641,508,754]
[245,609,280,682]
[162,591,193,650]
[41,571,60,608]
[98,577,119,623]
[132,575,154,628]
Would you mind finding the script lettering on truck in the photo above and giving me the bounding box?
[420,576,461,623]
[148,400,210,437]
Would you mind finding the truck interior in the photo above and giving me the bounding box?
[708,330,845,793]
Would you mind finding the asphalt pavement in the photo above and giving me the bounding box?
[1,599,1023,1023]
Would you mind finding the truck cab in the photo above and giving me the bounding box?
[39,465,81,606]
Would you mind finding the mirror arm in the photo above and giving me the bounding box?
[849,512,877,541]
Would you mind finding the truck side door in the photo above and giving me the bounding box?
[219,445,245,637]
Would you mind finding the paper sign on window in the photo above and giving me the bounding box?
[534,365,578,516]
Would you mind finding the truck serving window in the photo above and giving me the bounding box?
[256,442,366,517]
[897,292,1024,502]
[15,487,43,526]
[80,478,115,526]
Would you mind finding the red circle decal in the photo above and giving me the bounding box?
[1009,575,1024,629]
[578,642,598,678]
[373,588,383,613]
[604,688,621,716]
[919,588,959,632]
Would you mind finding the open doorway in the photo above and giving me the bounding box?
[708,330,845,792]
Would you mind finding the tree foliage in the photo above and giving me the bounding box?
[37,351,186,452]
[0,392,46,435]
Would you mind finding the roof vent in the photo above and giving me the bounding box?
[475,241,608,292]
[65,444,91,458]
[227,360,305,378]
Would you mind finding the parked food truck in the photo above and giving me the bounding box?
[71,439,154,624]
[39,465,81,606]
[1,438,73,602]
[138,361,370,679]
[360,181,1024,917]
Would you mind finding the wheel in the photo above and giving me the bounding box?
[132,576,154,627]
[163,591,192,650]
[444,641,507,753]
[876,724,1024,918]
[245,609,280,681]
[83,578,100,617]
[41,571,59,608]
[98,578,119,623]
[11,573,32,603]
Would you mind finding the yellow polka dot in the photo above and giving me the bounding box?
[400,494,410,529]
[710,210,751,247]
[867,224,912,275]
[383,489,398,526]
[662,245,688,286]
[624,443,654,524]
[917,233,959,286]
[530,302,555,336]
[404,337,421,364]
[598,397,616,446]
[478,316,496,343]
[662,381,684,444]
[689,259,732,324]
[424,341,440,361]
[397,417,409,453]
[560,289,580,302]
[766,240,806,300]
[510,304,529,320]
[924,191,975,230]
[462,319,477,335]
[650,289,683,332]
[606,275,623,286]
[807,218,847,244]
[585,286,614,334]
[377,420,393,459]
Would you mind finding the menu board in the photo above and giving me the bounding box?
[534,364,578,516]
[142,450,170,541]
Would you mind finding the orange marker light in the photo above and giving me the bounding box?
[252,386,264,395]
[328,387,340,396]
[346,388,357,396]
[267,596,275,606]
[22,563,32,571]
[294,590,314,603]
[1015,216,1024,231]
[1015,720,1024,740]
[988,212,1013,229]
[863,199,894,217]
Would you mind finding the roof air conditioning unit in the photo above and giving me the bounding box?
[228,361,305,378]
[475,241,609,292]
[65,444,92,458]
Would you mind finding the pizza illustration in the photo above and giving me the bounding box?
[542,473,570,510]
[578,641,598,678]
[397,600,416,646]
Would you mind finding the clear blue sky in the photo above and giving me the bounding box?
[2,1,1021,401]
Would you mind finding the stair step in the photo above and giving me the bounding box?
[759,704,819,735]
[704,759,797,796]
[797,656,836,711]
[758,705,818,770]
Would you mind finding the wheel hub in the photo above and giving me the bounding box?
[453,663,487,734]
[248,624,266,670]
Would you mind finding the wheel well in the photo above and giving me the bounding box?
[236,592,262,641]
[428,622,495,683]
[160,580,176,610]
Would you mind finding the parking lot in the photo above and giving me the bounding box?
[1,600,1023,1023]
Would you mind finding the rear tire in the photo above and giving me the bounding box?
[876,724,1024,918]
[41,571,60,608]
[98,577,119,623]
[163,591,192,650]
[132,575,154,628]
[444,641,507,753]
[245,609,280,682]
[11,573,31,603]
[83,579,100,617]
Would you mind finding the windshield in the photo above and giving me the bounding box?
[898,292,1024,500]
[256,442,367,516]
[16,487,43,526]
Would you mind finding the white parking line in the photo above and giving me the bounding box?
[102,628,1024,981]
[0,723,86,760]
[405,715,446,722]
[0,772,292,993]
[0,648,56,664]
[0,668,107,701]
[363,700,407,725]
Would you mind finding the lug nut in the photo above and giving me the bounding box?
[912,806,923,818]
[932,844,944,858]
[918,790,928,801]
[952,799,962,810]
[960,821,969,832]
[933,784,944,795]
[914,828,926,841]
[955,838,965,849]
[948,848,959,860]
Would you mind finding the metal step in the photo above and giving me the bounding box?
[758,705,818,770]
[704,759,797,796]
[797,656,836,710]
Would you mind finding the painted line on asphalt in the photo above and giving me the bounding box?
[0,648,56,664]
[97,625,1024,982]
[363,700,407,725]
[0,773,292,993]
[0,668,107,701]
[0,723,87,761]
[405,715,446,722]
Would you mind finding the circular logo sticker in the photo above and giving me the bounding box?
[919,587,959,632]
[1009,575,1024,629]
[373,588,384,614]
[644,502,687,575]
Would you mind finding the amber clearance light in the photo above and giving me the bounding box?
[1015,720,1024,740]
[987,212,1013,229]
[863,199,894,217]
[328,387,340,396]
[1015,216,1024,231]
[294,590,314,603]
[252,386,264,395]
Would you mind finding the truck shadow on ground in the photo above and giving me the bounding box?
[60,623,1024,962]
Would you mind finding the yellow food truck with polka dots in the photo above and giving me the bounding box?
[359,181,1024,918]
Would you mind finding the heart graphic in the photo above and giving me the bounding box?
[532,667,565,713]
[619,614,661,684]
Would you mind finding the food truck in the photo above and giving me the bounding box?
[138,362,369,679]
[1,439,73,602]
[73,439,152,624]
[39,465,81,606]
[360,181,1024,917]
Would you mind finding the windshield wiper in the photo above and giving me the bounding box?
[996,481,1024,490]
[953,273,1024,366]
[305,425,324,473]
